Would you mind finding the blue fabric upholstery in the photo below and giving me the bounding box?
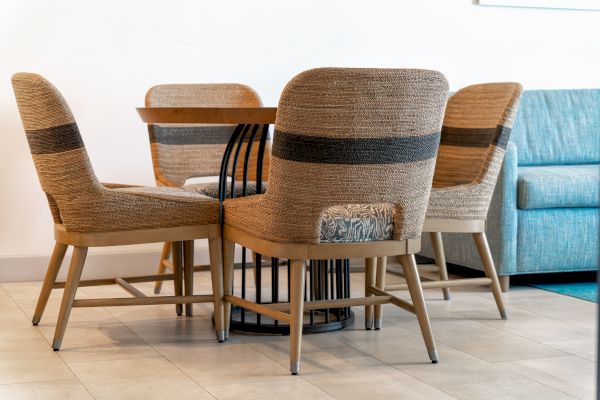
[420,89,600,278]
[511,89,600,166]
[517,208,599,273]
[518,165,600,209]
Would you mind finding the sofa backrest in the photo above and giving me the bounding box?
[510,89,600,166]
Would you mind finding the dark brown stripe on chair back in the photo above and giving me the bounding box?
[440,125,511,149]
[273,130,441,164]
[26,123,84,154]
[145,83,267,187]
[434,82,523,188]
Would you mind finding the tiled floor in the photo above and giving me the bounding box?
[0,263,596,399]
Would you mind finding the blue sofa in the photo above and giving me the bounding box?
[420,89,600,288]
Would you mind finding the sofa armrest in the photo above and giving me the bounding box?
[486,142,519,275]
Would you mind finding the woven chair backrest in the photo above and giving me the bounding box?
[258,68,449,243]
[145,83,269,187]
[12,72,101,224]
[433,82,523,188]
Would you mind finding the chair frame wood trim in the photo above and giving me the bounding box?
[34,223,226,350]
[222,225,438,375]
[408,217,507,319]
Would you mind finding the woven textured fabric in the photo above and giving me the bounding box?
[518,165,600,209]
[516,208,599,273]
[224,68,449,244]
[12,73,219,233]
[319,204,394,242]
[511,89,600,166]
[145,84,271,187]
[185,180,266,198]
[420,142,519,275]
[427,83,523,220]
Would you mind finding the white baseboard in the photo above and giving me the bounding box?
[0,241,243,282]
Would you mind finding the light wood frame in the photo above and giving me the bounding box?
[222,225,438,375]
[34,223,225,351]
[387,218,507,320]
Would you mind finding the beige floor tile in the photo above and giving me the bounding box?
[395,344,523,387]
[123,315,219,344]
[336,324,439,365]
[497,355,596,400]
[458,308,595,344]
[443,378,578,400]
[420,319,567,362]
[106,303,185,323]
[245,333,348,362]
[2,282,61,301]
[69,357,214,400]
[154,342,290,385]
[304,366,456,399]
[0,338,74,384]
[0,379,93,400]
[205,379,334,400]
[545,338,598,361]
[36,320,160,363]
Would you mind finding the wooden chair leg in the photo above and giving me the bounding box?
[364,257,376,330]
[289,259,306,375]
[33,242,68,326]
[223,239,236,340]
[430,232,451,300]
[473,232,507,319]
[183,241,194,316]
[400,254,438,363]
[374,256,387,330]
[499,275,510,292]
[171,241,183,316]
[209,236,225,342]
[153,242,171,294]
[52,246,87,351]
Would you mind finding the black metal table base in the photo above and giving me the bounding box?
[228,257,354,335]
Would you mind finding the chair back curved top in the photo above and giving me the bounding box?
[12,73,219,233]
[225,68,449,244]
[145,83,269,187]
[433,82,523,189]
[426,82,523,221]
[12,72,101,225]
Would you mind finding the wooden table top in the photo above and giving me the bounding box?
[136,107,277,124]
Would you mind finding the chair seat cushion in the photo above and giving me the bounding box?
[184,181,266,199]
[319,204,395,243]
[518,165,599,209]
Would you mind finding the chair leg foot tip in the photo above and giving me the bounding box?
[500,311,508,320]
[290,362,300,375]
[374,319,382,330]
[429,351,439,363]
[32,316,41,326]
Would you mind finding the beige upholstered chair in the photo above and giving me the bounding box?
[380,82,523,324]
[145,84,270,294]
[12,73,226,349]
[222,68,449,374]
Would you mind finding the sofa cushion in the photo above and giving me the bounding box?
[517,165,599,209]
[511,89,600,166]
[320,204,395,243]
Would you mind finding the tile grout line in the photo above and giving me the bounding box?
[0,283,99,399]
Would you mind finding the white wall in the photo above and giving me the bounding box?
[0,0,599,279]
